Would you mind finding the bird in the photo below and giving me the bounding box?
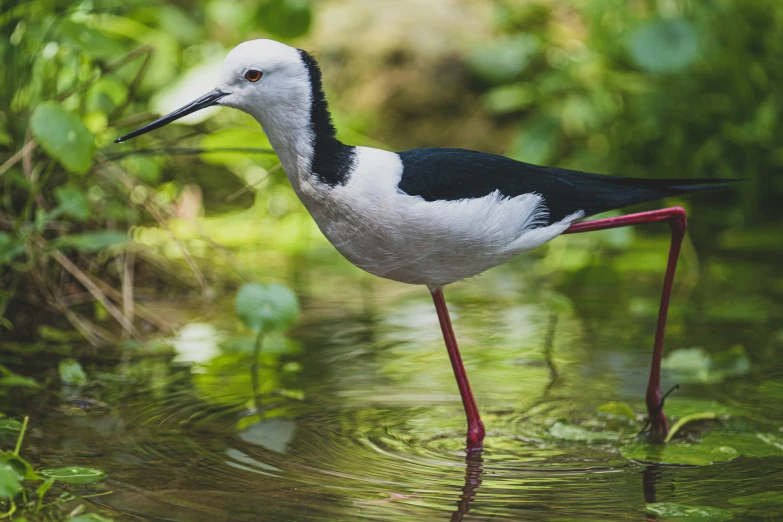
[115,39,734,452]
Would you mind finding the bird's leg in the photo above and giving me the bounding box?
[563,206,687,439]
[430,287,485,451]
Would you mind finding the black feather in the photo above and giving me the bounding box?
[398,148,736,224]
[297,49,356,187]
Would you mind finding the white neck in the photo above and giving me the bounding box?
[248,104,314,192]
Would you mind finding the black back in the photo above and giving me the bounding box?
[297,49,356,187]
[398,148,730,224]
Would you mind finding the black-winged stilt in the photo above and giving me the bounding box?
[116,39,734,451]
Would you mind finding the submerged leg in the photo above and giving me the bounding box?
[563,206,688,439]
[430,287,485,451]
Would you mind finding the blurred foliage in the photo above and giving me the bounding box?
[1,0,781,349]
[464,0,782,228]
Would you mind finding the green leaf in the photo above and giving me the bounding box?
[597,402,636,422]
[644,502,733,521]
[0,233,24,266]
[199,128,272,166]
[0,464,21,499]
[0,451,38,481]
[701,428,783,458]
[662,347,750,384]
[58,20,126,59]
[36,476,55,501]
[40,466,106,484]
[620,442,739,466]
[58,359,87,386]
[54,231,128,252]
[30,102,95,175]
[256,0,312,39]
[484,84,534,114]
[53,185,90,222]
[629,19,699,74]
[235,283,299,333]
[547,421,620,443]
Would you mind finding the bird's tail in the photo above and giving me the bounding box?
[579,175,740,217]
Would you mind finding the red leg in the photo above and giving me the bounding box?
[563,206,687,439]
[430,287,485,451]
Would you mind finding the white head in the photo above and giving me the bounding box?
[115,39,328,145]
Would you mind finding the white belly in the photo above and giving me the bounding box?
[295,147,580,288]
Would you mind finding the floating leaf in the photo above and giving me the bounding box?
[58,359,87,386]
[620,442,739,466]
[547,421,620,443]
[54,231,128,252]
[235,283,299,333]
[629,18,699,74]
[701,428,783,458]
[644,502,733,521]
[30,102,95,174]
[597,402,636,422]
[40,466,106,484]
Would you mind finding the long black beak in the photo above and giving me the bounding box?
[114,89,228,143]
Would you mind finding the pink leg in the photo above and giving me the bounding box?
[430,287,485,451]
[564,206,687,439]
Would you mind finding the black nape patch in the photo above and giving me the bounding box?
[297,49,356,187]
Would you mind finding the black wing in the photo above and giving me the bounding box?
[398,148,733,225]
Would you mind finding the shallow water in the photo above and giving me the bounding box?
[5,245,783,520]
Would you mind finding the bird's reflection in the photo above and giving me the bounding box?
[450,450,484,522]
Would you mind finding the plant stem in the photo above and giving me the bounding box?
[13,416,28,456]
[664,412,717,443]
[251,331,264,413]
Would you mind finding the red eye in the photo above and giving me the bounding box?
[245,70,262,82]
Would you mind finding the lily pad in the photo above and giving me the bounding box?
[702,428,783,458]
[597,402,636,422]
[644,502,733,521]
[547,421,620,443]
[40,466,106,484]
[620,442,739,466]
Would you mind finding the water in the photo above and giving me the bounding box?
[5,246,783,520]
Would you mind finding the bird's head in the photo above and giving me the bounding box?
[115,39,315,143]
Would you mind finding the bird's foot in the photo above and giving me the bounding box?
[641,384,679,442]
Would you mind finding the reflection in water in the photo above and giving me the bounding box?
[6,260,783,520]
[451,451,483,522]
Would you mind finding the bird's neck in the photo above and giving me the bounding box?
[252,50,356,191]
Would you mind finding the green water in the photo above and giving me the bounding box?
[4,244,783,521]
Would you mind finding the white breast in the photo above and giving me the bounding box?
[296,147,582,287]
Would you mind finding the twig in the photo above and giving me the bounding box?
[97,160,211,298]
[226,163,281,202]
[122,248,135,330]
[101,147,276,161]
[0,139,36,177]
[44,242,147,347]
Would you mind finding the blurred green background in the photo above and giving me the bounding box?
[1,1,783,520]
[2,0,780,339]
